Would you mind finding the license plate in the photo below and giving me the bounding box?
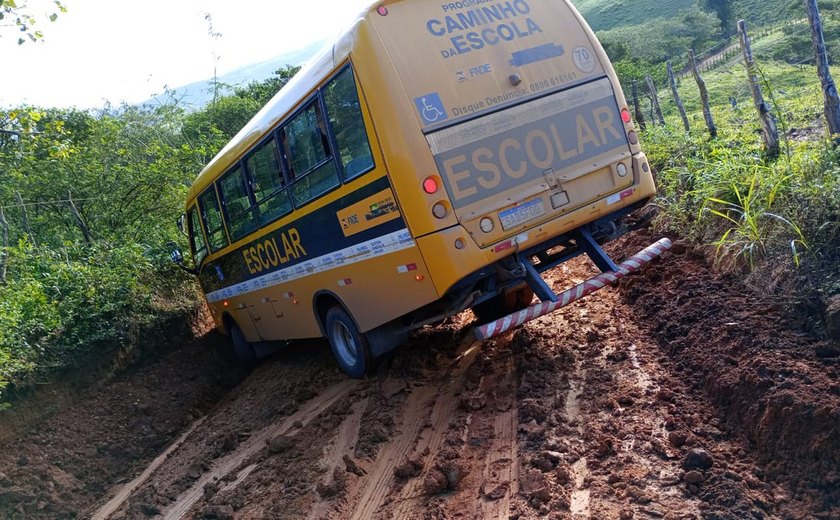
[499,198,546,231]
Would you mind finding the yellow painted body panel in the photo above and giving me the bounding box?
[206,244,436,341]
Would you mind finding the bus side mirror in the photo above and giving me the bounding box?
[168,243,198,276]
[170,247,185,265]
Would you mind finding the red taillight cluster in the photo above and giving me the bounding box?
[423,176,438,194]
[621,108,632,124]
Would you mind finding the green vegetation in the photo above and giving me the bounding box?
[643,60,840,275]
[0,66,299,404]
[574,0,695,31]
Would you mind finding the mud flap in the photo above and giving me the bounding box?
[475,238,672,340]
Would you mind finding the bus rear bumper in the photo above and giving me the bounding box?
[474,237,672,340]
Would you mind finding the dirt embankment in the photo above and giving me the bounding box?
[0,228,836,520]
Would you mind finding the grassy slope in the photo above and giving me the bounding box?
[572,0,694,30]
[573,0,794,31]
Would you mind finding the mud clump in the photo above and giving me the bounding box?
[423,468,449,495]
[422,461,463,495]
[343,454,365,476]
[267,435,295,454]
[520,468,552,506]
[394,458,423,480]
[315,468,347,498]
[200,504,234,520]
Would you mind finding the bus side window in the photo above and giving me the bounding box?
[187,205,208,266]
[324,66,374,181]
[284,101,340,206]
[199,188,229,252]
[218,164,258,242]
[246,136,292,226]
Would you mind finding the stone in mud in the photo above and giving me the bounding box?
[683,470,705,484]
[423,468,449,495]
[393,458,423,480]
[682,448,714,471]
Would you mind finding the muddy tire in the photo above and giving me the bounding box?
[325,306,371,379]
[230,322,257,366]
[472,285,535,323]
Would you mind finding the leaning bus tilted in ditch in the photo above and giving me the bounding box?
[172,0,670,377]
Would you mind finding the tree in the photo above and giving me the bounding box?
[234,65,302,107]
[0,0,66,45]
[703,0,733,34]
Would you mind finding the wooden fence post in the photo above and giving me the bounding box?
[67,191,93,245]
[804,0,840,143]
[0,207,8,285]
[738,20,780,156]
[632,80,647,131]
[689,49,718,138]
[645,74,666,126]
[15,191,36,247]
[668,61,691,132]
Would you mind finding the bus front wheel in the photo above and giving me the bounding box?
[230,322,257,366]
[325,306,371,379]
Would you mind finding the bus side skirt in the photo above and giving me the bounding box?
[475,238,672,340]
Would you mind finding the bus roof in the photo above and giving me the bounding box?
[186,2,377,204]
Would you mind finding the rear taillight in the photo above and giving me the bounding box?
[621,108,632,124]
[423,176,438,194]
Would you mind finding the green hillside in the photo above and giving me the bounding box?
[573,0,795,32]
[573,0,696,31]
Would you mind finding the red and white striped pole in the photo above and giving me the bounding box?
[475,238,672,340]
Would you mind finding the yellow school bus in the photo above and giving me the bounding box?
[176,0,657,377]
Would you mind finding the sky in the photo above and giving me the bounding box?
[0,0,374,108]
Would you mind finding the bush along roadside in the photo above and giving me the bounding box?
[641,75,840,335]
[0,241,202,408]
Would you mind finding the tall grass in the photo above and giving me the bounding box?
[643,62,840,272]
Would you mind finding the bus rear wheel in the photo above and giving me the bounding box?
[472,285,535,323]
[230,322,257,366]
[325,306,371,379]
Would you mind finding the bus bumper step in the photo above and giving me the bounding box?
[475,238,672,340]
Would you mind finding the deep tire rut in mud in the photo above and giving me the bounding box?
[1,228,837,519]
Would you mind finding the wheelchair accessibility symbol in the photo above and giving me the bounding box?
[414,93,448,125]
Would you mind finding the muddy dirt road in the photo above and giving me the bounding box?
[1,229,837,519]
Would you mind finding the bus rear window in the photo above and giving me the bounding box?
[187,206,207,266]
[199,188,228,252]
[324,67,373,180]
